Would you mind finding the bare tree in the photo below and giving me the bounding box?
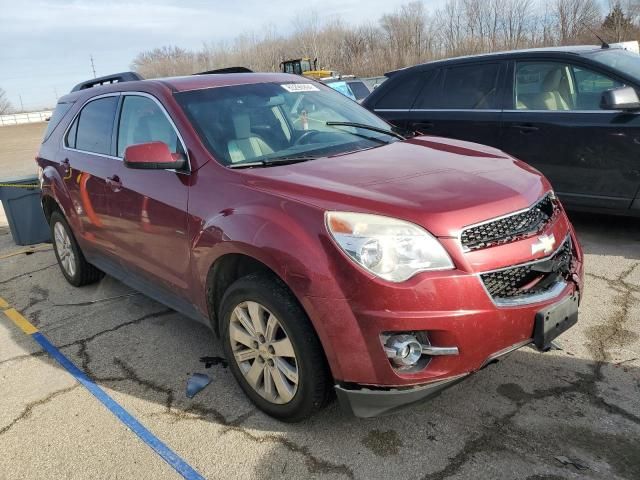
[129,1,633,80]
[553,0,601,44]
[0,88,11,115]
[602,0,640,42]
[130,46,197,78]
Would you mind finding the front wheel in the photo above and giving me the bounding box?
[50,211,103,287]
[220,272,331,422]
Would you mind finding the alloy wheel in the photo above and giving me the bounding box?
[229,301,299,404]
[54,222,76,278]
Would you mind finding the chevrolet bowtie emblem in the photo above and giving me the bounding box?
[531,233,556,255]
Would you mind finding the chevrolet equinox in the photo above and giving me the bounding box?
[37,71,584,421]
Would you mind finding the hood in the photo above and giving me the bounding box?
[241,136,550,237]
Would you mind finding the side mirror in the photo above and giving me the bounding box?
[600,86,640,111]
[123,141,186,170]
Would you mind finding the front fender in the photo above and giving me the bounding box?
[190,199,349,379]
[191,200,343,303]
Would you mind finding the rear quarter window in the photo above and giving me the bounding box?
[42,102,73,142]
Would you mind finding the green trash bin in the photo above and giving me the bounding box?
[0,175,51,246]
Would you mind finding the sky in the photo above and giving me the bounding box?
[0,0,435,110]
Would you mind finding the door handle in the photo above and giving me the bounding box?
[411,122,434,134]
[512,124,539,133]
[106,175,122,192]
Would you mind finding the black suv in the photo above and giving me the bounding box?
[363,45,640,216]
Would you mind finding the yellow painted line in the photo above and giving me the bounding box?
[0,297,9,309]
[3,308,39,335]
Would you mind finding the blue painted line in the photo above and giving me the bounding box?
[31,332,205,480]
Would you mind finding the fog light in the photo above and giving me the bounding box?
[384,334,422,367]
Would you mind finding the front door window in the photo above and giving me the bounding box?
[515,62,623,111]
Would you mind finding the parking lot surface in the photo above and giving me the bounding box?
[1,213,638,480]
[1,124,639,479]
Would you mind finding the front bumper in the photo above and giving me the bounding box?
[334,338,532,417]
[302,212,584,390]
[336,374,469,418]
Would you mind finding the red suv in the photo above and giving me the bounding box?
[37,71,584,421]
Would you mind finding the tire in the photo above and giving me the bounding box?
[220,272,331,422]
[50,211,103,287]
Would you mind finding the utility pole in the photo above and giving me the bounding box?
[54,87,59,102]
[19,95,24,113]
[90,55,97,78]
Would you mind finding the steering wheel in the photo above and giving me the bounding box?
[294,130,323,146]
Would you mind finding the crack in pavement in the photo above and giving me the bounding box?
[57,309,175,352]
[101,357,354,479]
[51,292,139,307]
[0,310,174,367]
[0,263,58,285]
[422,262,640,480]
[222,425,356,479]
[0,350,48,366]
[0,385,79,436]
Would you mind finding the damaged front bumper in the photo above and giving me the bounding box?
[335,338,537,417]
[335,374,469,418]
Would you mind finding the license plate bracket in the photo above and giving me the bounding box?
[534,293,579,350]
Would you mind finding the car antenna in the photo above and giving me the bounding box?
[584,23,610,49]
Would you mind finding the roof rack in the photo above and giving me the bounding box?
[194,66,253,75]
[70,72,144,92]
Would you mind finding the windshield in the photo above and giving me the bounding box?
[584,48,640,79]
[175,81,397,166]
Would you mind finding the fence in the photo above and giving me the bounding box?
[0,110,53,127]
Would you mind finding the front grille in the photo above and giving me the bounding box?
[461,193,558,251]
[480,237,572,302]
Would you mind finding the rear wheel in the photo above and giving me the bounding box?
[50,211,103,287]
[220,272,331,422]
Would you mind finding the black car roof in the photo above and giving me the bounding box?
[386,45,610,76]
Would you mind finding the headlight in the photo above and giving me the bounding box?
[325,212,454,282]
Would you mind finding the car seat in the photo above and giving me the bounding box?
[227,112,273,163]
[530,68,571,111]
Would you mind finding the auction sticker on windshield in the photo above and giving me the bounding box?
[281,83,320,93]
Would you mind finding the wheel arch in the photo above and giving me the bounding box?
[40,165,74,226]
[41,194,62,224]
[206,253,288,337]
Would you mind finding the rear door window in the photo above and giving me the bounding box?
[74,96,118,155]
[412,70,440,108]
[116,95,182,158]
[375,73,424,109]
[441,63,500,109]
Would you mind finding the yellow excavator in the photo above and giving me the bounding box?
[280,58,337,80]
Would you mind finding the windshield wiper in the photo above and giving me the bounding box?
[326,121,405,140]
[227,156,315,169]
